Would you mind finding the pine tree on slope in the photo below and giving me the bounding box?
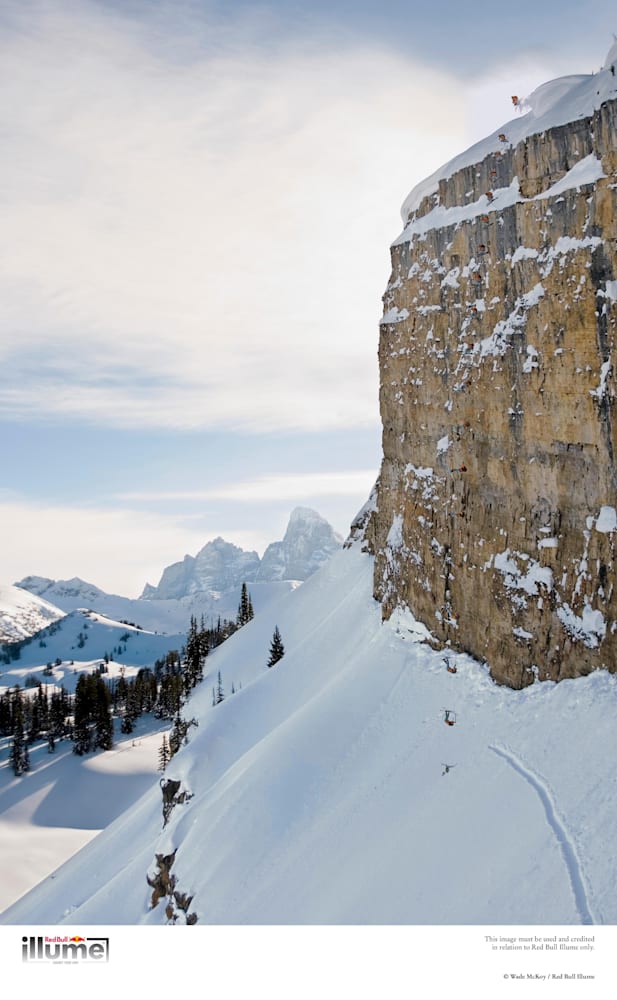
[9,688,30,776]
[236,583,253,628]
[158,734,170,772]
[267,626,285,668]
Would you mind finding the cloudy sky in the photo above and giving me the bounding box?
[1,0,614,595]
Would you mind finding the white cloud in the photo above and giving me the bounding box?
[0,498,219,598]
[0,0,468,432]
[115,469,378,503]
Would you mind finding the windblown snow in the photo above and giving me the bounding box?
[2,543,616,925]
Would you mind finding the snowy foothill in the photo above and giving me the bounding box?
[15,573,300,636]
[2,541,616,925]
[0,584,65,645]
[0,607,186,681]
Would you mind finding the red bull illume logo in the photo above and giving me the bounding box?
[22,935,109,963]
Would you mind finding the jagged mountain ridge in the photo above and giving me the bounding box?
[142,507,343,599]
[141,537,261,600]
[14,508,341,639]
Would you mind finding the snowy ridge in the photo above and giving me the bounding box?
[0,584,65,644]
[3,545,616,925]
[16,573,298,637]
[17,575,107,605]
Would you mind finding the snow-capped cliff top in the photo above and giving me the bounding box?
[400,44,617,222]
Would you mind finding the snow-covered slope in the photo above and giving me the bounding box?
[400,42,617,221]
[0,584,65,644]
[3,542,616,925]
[0,713,167,912]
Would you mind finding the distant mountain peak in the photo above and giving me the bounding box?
[256,508,343,583]
[288,506,327,523]
[143,508,342,599]
[16,575,105,600]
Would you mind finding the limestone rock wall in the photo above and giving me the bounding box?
[371,99,617,688]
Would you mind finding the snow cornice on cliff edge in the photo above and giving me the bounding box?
[399,42,617,226]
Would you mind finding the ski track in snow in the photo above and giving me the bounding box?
[489,744,598,925]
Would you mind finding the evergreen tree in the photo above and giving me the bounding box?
[49,687,70,739]
[216,671,224,705]
[9,688,29,775]
[183,615,204,692]
[114,674,128,712]
[155,672,183,719]
[267,626,285,668]
[121,712,134,735]
[135,667,157,713]
[121,681,138,734]
[73,675,92,754]
[158,734,170,772]
[94,676,113,750]
[236,583,253,627]
[0,691,11,735]
[168,714,197,757]
[73,673,113,753]
[28,683,48,743]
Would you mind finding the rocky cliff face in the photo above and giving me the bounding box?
[368,93,617,688]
